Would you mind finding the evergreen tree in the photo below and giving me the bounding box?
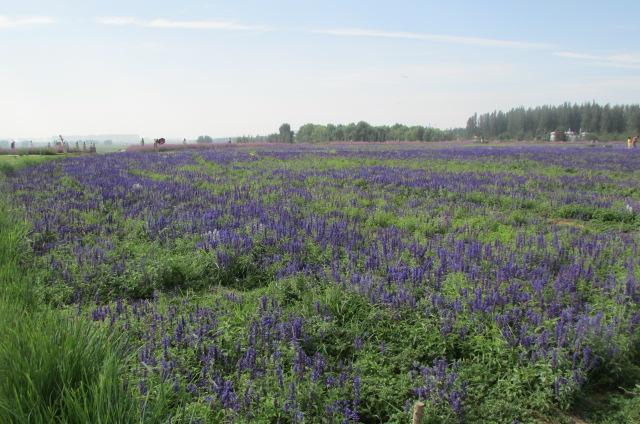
[466,102,640,140]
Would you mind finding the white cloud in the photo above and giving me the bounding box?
[96,16,139,26]
[97,16,269,31]
[311,28,551,49]
[553,51,600,61]
[96,19,549,49]
[554,51,640,68]
[0,16,55,28]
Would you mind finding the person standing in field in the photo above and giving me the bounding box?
[633,136,638,148]
[628,136,633,148]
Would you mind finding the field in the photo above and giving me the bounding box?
[1,143,640,423]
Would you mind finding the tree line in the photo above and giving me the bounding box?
[466,103,640,141]
[212,102,640,144]
[236,121,464,143]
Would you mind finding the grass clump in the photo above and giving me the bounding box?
[0,158,145,424]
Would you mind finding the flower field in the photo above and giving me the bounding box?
[5,144,640,423]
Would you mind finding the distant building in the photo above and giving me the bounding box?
[579,129,590,141]
[550,131,563,142]
[550,130,579,142]
[549,128,591,141]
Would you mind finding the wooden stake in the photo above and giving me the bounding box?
[412,401,425,424]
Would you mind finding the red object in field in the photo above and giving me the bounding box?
[155,138,166,145]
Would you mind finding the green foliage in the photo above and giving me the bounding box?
[558,204,637,225]
[295,121,463,143]
[4,149,640,423]
[0,308,139,423]
[467,102,640,140]
[557,204,597,221]
[279,123,294,143]
[196,135,214,144]
[0,155,57,177]
[240,121,464,143]
[0,170,154,424]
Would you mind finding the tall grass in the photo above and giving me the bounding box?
[0,159,141,424]
[0,308,139,423]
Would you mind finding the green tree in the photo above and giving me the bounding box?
[354,121,373,141]
[466,114,478,137]
[296,124,315,143]
[279,123,294,143]
[466,102,640,140]
[629,106,640,134]
[197,135,214,144]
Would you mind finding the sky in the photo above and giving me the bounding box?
[1,0,640,139]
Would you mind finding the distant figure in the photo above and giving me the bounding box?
[628,136,633,149]
[141,137,145,146]
[183,138,187,145]
[633,136,638,148]
[10,140,15,150]
[83,141,87,151]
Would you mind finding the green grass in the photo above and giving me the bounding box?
[3,152,640,423]
[0,157,151,424]
[0,306,139,423]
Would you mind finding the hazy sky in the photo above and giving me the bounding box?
[1,0,640,139]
